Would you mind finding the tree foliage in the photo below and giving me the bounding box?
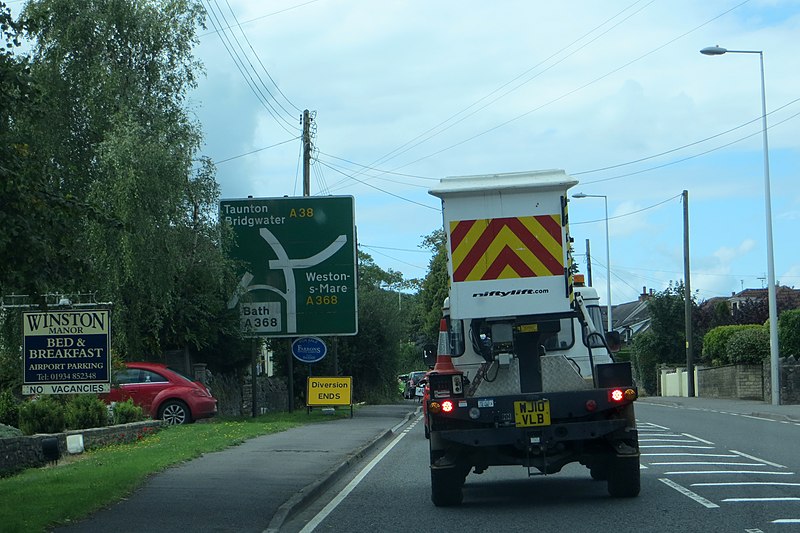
[1,1,245,389]
[778,309,800,358]
[726,327,770,365]
[702,324,763,365]
[630,282,701,394]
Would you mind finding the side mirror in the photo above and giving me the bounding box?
[422,344,437,368]
[605,331,621,353]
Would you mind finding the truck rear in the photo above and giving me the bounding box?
[425,169,639,506]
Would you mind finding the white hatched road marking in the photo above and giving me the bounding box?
[664,470,795,476]
[723,498,800,502]
[682,433,715,445]
[731,450,787,469]
[659,478,719,508]
[650,462,767,467]
[643,453,739,458]
[640,445,715,449]
[692,482,800,487]
[644,416,800,524]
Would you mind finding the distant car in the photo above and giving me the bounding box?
[104,362,217,425]
[404,371,427,399]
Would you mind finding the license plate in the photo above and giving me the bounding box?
[514,400,551,427]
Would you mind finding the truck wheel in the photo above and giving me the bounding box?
[607,456,640,497]
[431,467,463,507]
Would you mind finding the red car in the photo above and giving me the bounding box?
[105,362,217,425]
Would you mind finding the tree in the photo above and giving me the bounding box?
[630,282,701,394]
[13,0,236,359]
[413,228,450,347]
[778,309,800,358]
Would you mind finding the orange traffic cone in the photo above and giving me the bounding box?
[433,318,457,373]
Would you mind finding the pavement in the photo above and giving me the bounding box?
[56,402,421,533]
[54,396,800,533]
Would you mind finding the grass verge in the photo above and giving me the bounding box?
[0,409,349,533]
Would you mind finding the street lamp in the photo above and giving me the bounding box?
[572,192,612,332]
[701,45,781,405]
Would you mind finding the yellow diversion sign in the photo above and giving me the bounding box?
[307,376,352,407]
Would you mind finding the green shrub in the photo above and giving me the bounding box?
[65,394,108,430]
[726,327,770,364]
[111,398,145,425]
[0,389,19,428]
[703,324,763,365]
[779,309,800,357]
[18,396,65,435]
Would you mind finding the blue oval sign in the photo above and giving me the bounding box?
[291,337,327,363]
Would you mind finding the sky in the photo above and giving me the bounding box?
[14,0,800,307]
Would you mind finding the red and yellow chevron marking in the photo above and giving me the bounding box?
[449,215,563,282]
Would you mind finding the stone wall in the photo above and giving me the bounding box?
[0,420,162,477]
[763,356,800,405]
[210,372,288,416]
[696,364,763,400]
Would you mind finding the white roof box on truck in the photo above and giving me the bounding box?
[429,169,578,320]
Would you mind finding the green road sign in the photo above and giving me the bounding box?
[220,196,357,337]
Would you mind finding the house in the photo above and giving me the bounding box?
[610,287,654,343]
[728,286,800,313]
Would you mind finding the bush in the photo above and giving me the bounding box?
[726,327,770,364]
[111,398,145,425]
[703,324,763,365]
[0,389,19,428]
[18,395,65,435]
[65,394,108,430]
[779,309,800,357]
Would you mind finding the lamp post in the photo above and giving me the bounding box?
[572,192,612,332]
[701,45,781,405]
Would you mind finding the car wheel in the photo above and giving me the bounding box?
[159,400,192,425]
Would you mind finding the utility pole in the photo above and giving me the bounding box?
[585,239,593,286]
[683,190,694,397]
[302,109,312,196]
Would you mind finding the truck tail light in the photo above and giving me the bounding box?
[441,400,454,413]
[608,388,637,403]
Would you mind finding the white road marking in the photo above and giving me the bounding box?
[745,528,765,533]
[740,415,777,422]
[664,470,795,476]
[773,519,800,524]
[723,497,800,502]
[649,462,766,467]
[298,415,420,533]
[640,439,702,443]
[730,450,787,469]
[692,482,800,487]
[682,433,715,445]
[659,478,719,508]
[643,453,738,458]
[640,445,715,449]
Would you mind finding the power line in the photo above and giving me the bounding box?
[222,0,303,115]
[571,193,681,225]
[198,0,323,38]
[202,0,300,134]
[315,160,440,211]
[574,95,800,176]
[581,108,800,185]
[358,0,753,175]
[214,137,299,164]
[324,0,655,191]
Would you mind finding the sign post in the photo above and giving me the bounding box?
[220,196,358,337]
[22,309,111,395]
[221,196,357,413]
